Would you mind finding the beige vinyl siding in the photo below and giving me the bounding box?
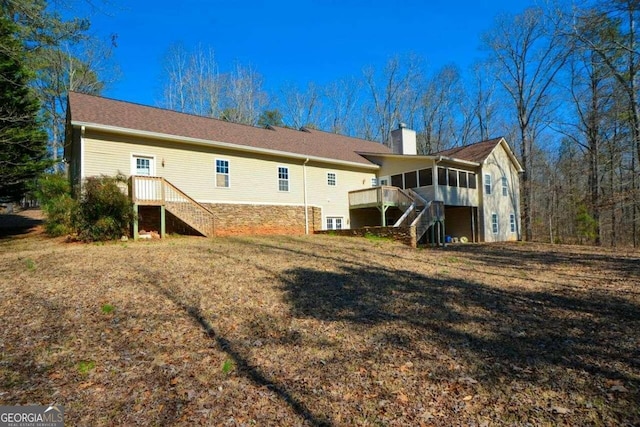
[305,162,376,229]
[479,143,521,242]
[82,130,377,228]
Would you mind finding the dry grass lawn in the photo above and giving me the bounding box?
[1,214,639,426]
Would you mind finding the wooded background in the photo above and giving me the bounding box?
[3,0,639,247]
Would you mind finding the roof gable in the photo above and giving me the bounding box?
[68,92,390,166]
[432,138,523,172]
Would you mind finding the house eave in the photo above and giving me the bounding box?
[71,121,381,170]
[358,152,481,168]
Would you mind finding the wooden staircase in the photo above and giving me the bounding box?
[129,176,215,237]
[393,188,444,243]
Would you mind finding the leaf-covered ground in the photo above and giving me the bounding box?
[1,213,639,426]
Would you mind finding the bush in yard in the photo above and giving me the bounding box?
[33,173,77,236]
[74,174,135,242]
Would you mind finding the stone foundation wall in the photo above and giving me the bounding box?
[204,204,322,237]
[137,204,322,237]
[315,226,417,248]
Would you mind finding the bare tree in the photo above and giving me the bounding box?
[572,0,640,246]
[362,55,423,144]
[279,82,322,129]
[483,6,571,241]
[320,77,361,136]
[418,64,461,153]
[220,63,267,125]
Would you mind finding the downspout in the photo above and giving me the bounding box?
[303,158,309,234]
[80,125,86,190]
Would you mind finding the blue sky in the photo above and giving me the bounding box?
[81,0,538,107]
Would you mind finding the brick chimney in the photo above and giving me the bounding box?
[391,123,417,155]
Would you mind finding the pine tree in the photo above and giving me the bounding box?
[0,13,48,202]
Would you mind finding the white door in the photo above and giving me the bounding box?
[132,155,158,201]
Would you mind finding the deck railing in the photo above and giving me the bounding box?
[349,186,414,209]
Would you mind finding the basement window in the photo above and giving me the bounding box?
[492,213,499,234]
[326,217,343,230]
[510,214,516,233]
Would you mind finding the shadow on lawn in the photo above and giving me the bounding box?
[0,212,42,238]
[150,279,332,427]
[446,243,640,282]
[280,262,640,390]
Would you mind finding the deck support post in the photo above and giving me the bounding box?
[133,203,139,240]
[160,205,166,238]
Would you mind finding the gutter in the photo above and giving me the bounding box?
[72,121,381,171]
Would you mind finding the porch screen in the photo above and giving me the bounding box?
[391,174,403,188]
[418,168,432,186]
[404,171,417,189]
[437,168,447,185]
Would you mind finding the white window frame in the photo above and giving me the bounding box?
[371,177,378,187]
[510,213,516,233]
[502,176,508,196]
[215,158,230,188]
[327,172,337,186]
[379,178,389,186]
[326,216,343,230]
[491,213,499,234]
[278,166,289,192]
[484,173,492,195]
[131,154,156,177]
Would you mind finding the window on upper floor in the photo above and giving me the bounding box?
[327,172,336,186]
[484,174,492,195]
[502,176,508,196]
[215,159,230,188]
[418,168,432,186]
[278,166,289,192]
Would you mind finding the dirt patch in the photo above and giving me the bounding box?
[0,235,638,425]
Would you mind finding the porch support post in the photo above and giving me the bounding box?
[133,203,139,240]
[431,222,435,247]
[441,220,446,247]
[471,207,476,243]
[160,205,166,238]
